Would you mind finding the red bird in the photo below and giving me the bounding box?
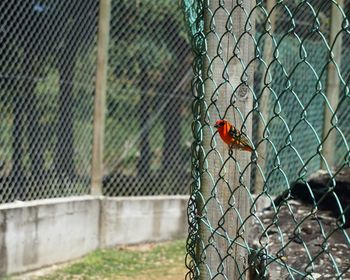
[214,119,255,153]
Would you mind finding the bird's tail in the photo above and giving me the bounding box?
[245,146,264,161]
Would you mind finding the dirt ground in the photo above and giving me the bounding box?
[250,200,350,279]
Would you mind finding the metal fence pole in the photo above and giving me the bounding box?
[91,0,111,195]
[199,0,254,278]
[322,0,343,170]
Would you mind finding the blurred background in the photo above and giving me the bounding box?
[0,0,192,203]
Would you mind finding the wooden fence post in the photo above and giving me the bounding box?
[322,0,344,170]
[91,0,111,195]
[199,0,254,278]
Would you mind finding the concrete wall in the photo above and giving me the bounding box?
[100,196,187,247]
[0,195,188,276]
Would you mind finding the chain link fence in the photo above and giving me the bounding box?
[184,0,350,279]
[0,1,98,203]
[102,0,193,197]
[0,0,193,203]
[1,0,350,277]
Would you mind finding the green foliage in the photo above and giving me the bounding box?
[103,0,192,179]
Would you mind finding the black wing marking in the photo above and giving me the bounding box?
[228,126,264,159]
[229,126,252,148]
[228,126,238,138]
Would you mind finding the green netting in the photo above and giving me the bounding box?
[258,33,328,194]
[183,0,350,279]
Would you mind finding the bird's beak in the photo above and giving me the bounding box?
[214,124,219,128]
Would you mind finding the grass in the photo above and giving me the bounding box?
[15,240,187,280]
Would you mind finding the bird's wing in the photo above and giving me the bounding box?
[229,126,252,148]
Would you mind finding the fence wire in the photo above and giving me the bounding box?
[184,0,350,279]
[0,0,193,203]
[102,0,193,196]
[0,1,98,203]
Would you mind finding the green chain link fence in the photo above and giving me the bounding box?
[183,0,350,278]
[1,0,350,277]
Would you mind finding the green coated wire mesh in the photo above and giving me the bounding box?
[183,0,350,279]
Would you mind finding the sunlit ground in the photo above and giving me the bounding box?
[9,240,187,280]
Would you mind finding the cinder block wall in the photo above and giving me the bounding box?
[0,195,188,276]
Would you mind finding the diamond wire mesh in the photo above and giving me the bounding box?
[0,1,98,203]
[102,0,193,196]
[184,0,350,279]
[252,1,331,195]
[0,0,194,202]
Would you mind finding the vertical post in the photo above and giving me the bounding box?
[254,0,276,194]
[91,0,111,195]
[199,0,254,279]
[322,0,343,170]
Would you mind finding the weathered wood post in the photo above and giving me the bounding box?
[198,0,254,278]
[91,0,111,195]
[322,0,344,169]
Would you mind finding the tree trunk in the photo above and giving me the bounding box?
[136,62,152,180]
[12,92,25,200]
[12,53,43,200]
[56,52,76,179]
